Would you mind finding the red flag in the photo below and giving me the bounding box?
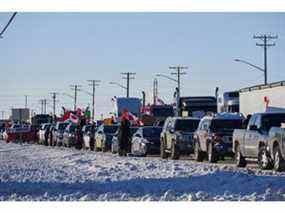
[70,113,79,124]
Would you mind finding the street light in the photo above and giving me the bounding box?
[156,74,178,83]
[234,58,266,84]
[61,92,74,99]
[109,82,127,90]
[80,89,93,97]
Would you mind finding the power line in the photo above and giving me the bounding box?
[253,33,278,85]
[0,12,17,38]
[121,72,136,98]
[87,80,101,122]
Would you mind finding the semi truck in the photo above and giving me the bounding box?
[239,81,285,117]
[11,108,30,123]
[112,97,142,119]
[31,114,53,129]
[218,91,239,113]
[178,96,217,118]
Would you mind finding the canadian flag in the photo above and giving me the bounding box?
[128,112,144,126]
[76,108,84,117]
[69,113,79,124]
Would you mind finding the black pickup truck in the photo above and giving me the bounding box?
[233,112,285,170]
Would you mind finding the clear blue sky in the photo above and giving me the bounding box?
[0,13,284,119]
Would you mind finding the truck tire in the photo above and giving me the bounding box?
[207,142,218,163]
[160,140,168,159]
[273,145,285,172]
[235,144,246,167]
[170,141,180,160]
[194,140,203,162]
[258,146,273,170]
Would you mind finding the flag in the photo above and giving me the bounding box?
[156,97,165,105]
[84,107,91,119]
[69,113,79,124]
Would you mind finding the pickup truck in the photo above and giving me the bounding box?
[233,112,285,170]
[268,126,285,171]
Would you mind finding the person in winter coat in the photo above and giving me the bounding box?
[118,110,131,156]
[44,126,50,146]
[75,123,83,150]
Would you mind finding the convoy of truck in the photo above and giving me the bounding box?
[3,80,285,172]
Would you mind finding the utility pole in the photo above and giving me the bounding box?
[153,78,158,105]
[50,92,59,119]
[24,95,28,109]
[1,111,5,119]
[169,66,188,116]
[70,85,81,111]
[253,34,278,85]
[169,66,188,95]
[39,99,48,114]
[87,80,101,122]
[121,72,136,98]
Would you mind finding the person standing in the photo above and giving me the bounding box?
[118,110,131,156]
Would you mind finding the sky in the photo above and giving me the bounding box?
[0,12,284,119]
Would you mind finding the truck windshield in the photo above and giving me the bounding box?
[262,114,285,131]
[210,119,243,132]
[152,107,174,117]
[175,119,200,132]
[104,125,119,134]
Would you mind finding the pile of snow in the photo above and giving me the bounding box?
[0,140,285,201]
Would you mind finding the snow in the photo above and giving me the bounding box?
[0,140,285,201]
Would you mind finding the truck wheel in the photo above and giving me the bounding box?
[170,141,180,160]
[194,140,203,162]
[235,144,246,167]
[258,146,273,170]
[160,140,168,159]
[207,142,218,163]
[273,145,285,172]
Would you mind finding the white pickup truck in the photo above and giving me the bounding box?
[233,112,285,171]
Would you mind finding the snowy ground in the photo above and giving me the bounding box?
[1,140,285,201]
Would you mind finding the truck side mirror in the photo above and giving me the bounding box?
[249,125,258,131]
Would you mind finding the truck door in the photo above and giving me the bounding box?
[244,115,259,157]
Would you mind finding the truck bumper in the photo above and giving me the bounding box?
[177,140,194,154]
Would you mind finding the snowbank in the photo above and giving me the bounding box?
[0,141,284,201]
